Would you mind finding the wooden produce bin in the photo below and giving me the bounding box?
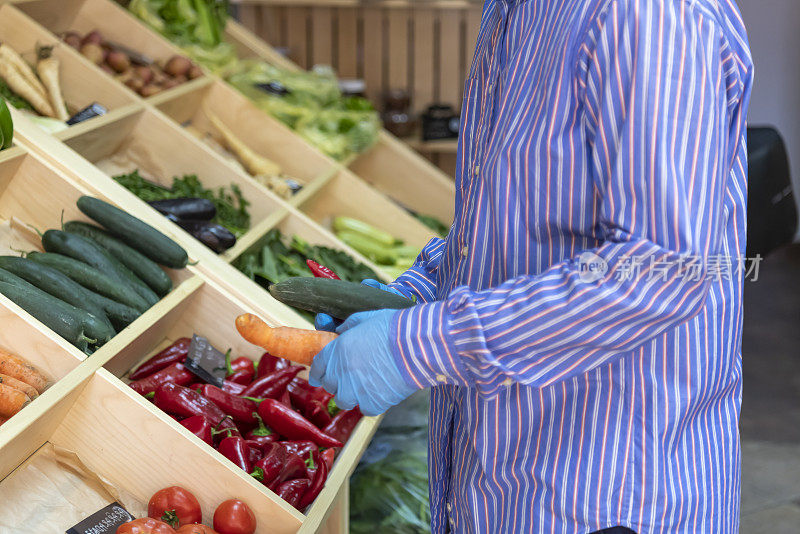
[0,3,138,128]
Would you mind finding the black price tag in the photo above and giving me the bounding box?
[65,502,133,534]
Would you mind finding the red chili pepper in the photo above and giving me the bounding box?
[321,448,336,471]
[218,436,252,472]
[257,399,343,448]
[306,259,341,280]
[197,384,257,424]
[276,479,311,509]
[221,380,247,395]
[245,413,278,444]
[279,388,292,408]
[241,366,302,399]
[245,439,264,464]
[228,356,255,378]
[129,338,191,380]
[288,378,335,427]
[250,442,286,487]
[179,415,213,445]
[227,368,253,385]
[256,352,289,378]
[281,440,317,458]
[130,363,194,396]
[272,448,307,488]
[323,406,363,444]
[298,450,328,509]
[154,383,235,433]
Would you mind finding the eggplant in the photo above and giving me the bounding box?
[167,215,236,254]
[149,198,216,221]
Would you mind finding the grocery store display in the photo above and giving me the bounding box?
[127,337,361,511]
[63,29,202,99]
[0,196,186,353]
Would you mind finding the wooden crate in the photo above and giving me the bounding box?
[0,3,138,123]
[0,141,380,533]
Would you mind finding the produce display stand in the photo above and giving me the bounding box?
[217,17,458,225]
[0,1,432,531]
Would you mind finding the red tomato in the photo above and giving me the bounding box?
[116,518,176,534]
[213,499,257,534]
[175,525,219,534]
[148,486,202,528]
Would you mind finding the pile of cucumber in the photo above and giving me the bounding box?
[0,196,188,353]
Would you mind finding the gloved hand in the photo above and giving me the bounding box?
[314,278,406,332]
[309,309,418,416]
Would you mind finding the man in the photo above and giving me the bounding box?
[311,0,753,531]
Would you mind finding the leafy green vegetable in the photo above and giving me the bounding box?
[413,214,450,238]
[0,79,33,112]
[350,442,431,534]
[114,170,251,236]
[128,0,229,48]
[225,62,380,160]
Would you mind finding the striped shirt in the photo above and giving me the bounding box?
[389,0,753,532]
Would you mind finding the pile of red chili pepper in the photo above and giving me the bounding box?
[128,337,363,511]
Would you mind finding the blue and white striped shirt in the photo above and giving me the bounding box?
[389,0,753,532]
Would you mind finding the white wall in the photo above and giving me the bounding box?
[737,0,800,224]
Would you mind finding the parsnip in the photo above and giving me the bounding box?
[204,106,283,176]
[0,45,54,117]
[0,45,48,100]
[36,46,68,121]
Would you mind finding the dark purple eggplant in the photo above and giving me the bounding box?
[167,215,236,254]
[149,198,216,221]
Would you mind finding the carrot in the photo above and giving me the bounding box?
[0,349,48,393]
[235,313,337,366]
[36,46,68,121]
[204,107,282,176]
[0,373,38,400]
[0,44,53,117]
[0,383,30,418]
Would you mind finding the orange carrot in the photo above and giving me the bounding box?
[235,313,337,366]
[0,349,48,393]
[0,373,37,400]
[0,383,30,418]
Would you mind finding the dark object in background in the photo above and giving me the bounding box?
[149,198,216,221]
[421,104,459,141]
[382,89,415,138]
[66,103,107,125]
[746,127,797,258]
[168,215,236,254]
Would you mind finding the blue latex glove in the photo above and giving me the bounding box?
[314,278,406,332]
[309,309,418,416]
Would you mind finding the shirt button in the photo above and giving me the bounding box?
[461,246,469,257]
[502,378,513,386]
[447,503,453,512]
[436,374,447,383]
[473,165,480,176]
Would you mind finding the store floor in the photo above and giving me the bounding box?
[740,244,800,532]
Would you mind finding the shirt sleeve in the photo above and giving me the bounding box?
[388,237,446,304]
[391,0,749,396]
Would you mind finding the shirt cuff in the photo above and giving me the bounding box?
[390,300,474,389]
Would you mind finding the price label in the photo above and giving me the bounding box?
[66,502,133,534]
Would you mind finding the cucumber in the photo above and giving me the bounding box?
[63,221,173,296]
[90,292,141,331]
[0,274,99,352]
[0,256,114,333]
[77,196,188,269]
[27,252,149,313]
[269,277,415,320]
[41,230,158,308]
